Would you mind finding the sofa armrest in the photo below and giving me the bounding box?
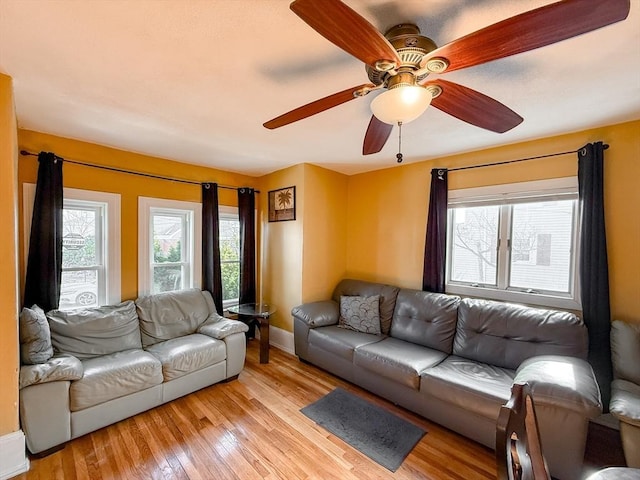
[197,314,249,340]
[611,379,640,427]
[514,355,602,418]
[291,300,339,328]
[19,353,83,389]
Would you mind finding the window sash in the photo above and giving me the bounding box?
[445,178,580,310]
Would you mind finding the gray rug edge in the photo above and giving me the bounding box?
[300,387,427,472]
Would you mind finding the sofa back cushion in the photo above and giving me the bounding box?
[611,320,640,384]
[332,279,400,335]
[48,300,142,360]
[453,298,588,370]
[136,288,213,347]
[390,289,460,353]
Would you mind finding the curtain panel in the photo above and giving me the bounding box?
[238,188,256,305]
[23,152,64,312]
[422,168,448,293]
[578,141,613,410]
[202,183,223,315]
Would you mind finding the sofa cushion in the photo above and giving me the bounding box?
[453,298,588,370]
[136,288,213,347]
[332,279,400,335]
[48,301,142,360]
[390,289,460,353]
[145,333,226,381]
[354,337,447,389]
[611,379,640,427]
[69,349,163,411]
[421,355,515,419]
[308,325,384,361]
[338,295,381,334]
[19,305,54,364]
[611,320,640,385]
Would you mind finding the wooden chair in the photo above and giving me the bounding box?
[496,382,640,480]
[496,382,551,480]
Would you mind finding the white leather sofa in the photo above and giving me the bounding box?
[19,288,248,455]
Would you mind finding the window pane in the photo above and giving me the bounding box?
[450,206,499,285]
[62,208,97,267]
[509,200,574,293]
[153,215,183,263]
[60,270,98,308]
[220,215,240,304]
[153,265,182,293]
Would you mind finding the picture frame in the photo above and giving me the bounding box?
[268,186,296,222]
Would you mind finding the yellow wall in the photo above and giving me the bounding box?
[18,130,258,302]
[347,120,640,323]
[257,164,305,332]
[0,74,20,435]
[301,164,348,303]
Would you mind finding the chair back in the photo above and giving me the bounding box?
[496,382,551,480]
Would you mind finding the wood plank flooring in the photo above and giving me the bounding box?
[16,341,622,480]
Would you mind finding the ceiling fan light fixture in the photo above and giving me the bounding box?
[370,85,432,125]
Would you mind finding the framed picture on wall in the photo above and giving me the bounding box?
[268,186,296,222]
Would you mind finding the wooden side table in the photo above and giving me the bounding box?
[228,303,275,364]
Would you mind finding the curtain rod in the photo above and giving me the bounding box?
[19,150,259,193]
[445,143,609,173]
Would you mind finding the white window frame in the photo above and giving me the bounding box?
[23,184,121,307]
[219,206,240,309]
[138,197,202,296]
[445,177,581,310]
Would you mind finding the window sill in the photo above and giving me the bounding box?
[446,284,581,311]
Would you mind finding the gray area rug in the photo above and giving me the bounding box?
[300,387,426,472]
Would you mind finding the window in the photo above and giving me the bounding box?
[220,207,240,308]
[138,197,202,296]
[446,178,580,309]
[23,185,121,310]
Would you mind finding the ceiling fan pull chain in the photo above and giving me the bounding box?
[396,121,403,163]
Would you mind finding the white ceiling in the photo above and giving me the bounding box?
[1,0,639,176]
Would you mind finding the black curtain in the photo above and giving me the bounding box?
[238,188,256,305]
[202,183,223,314]
[578,142,612,410]
[422,168,448,293]
[23,152,63,312]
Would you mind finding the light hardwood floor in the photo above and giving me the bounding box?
[20,340,612,480]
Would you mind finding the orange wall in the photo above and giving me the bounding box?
[18,130,258,303]
[0,73,20,435]
[347,120,640,323]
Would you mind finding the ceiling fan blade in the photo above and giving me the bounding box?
[264,83,374,129]
[363,115,393,155]
[424,80,523,133]
[290,0,400,69]
[421,0,630,73]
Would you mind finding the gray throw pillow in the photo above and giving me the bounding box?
[338,295,381,334]
[19,305,54,364]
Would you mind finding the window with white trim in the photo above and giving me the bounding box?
[219,207,240,308]
[138,197,202,296]
[23,185,121,310]
[446,178,581,309]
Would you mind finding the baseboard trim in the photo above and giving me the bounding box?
[257,325,294,355]
[0,430,29,480]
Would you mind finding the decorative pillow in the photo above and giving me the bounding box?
[338,295,381,334]
[19,305,54,365]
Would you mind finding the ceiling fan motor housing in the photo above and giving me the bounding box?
[366,24,437,85]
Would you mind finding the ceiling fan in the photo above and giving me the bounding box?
[263,0,630,157]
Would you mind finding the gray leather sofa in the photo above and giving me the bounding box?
[19,288,248,455]
[610,319,640,467]
[292,279,602,480]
